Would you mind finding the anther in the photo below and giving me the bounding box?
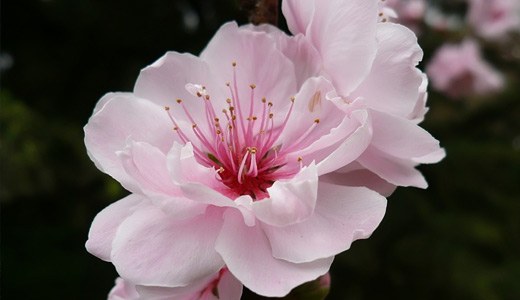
[165,106,170,111]
[226,82,230,87]
[290,97,295,102]
[262,98,266,103]
[252,116,257,120]
[250,84,256,89]
[268,102,273,107]
[269,113,274,118]
[382,18,387,22]
[174,126,179,131]
[232,62,237,67]
[177,99,182,103]
[297,157,303,162]
[226,98,232,104]
[205,95,210,100]
[192,124,197,128]
[214,117,220,122]
[314,119,320,123]
[197,92,202,97]
[250,147,258,154]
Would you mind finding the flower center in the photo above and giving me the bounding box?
[165,62,304,200]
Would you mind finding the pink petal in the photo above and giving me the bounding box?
[369,109,443,160]
[118,140,180,196]
[212,270,243,300]
[350,23,424,118]
[263,182,387,263]
[111,206,225,287]
[321,163,397,197]
[84,94,175,193]
[108,277,140,300]
[215,209,334,297]
[312,109,372,175]
[134,52,220,110]
[357,145,428,188]
[282,0,316,35]
[200,22,297,110]
[86,194,145,262]
[251,162,318,227]
[305,0,379,96]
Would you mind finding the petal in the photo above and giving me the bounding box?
[86,194,145,262]
[84,94,175,193]
[108,277,140,300]
[263,182,387,263]
[134,52,220,110]
[213,270,243,300]
[350,23,424,117]
[251,162,318,227]
[111,205,225,287]
[368,109,443,160]
[306,0,379,96]
[282,0,316,35]
[200,22,297,110]
[135,273,218,300]
[312,109,372,175]
[118,140,180,196]
[357,145,428,188]
[216,209,334,297]
[321,163,397,197]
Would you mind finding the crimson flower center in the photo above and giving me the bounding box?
[165,62,309,200]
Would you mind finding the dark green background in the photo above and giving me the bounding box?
[2,0,519,299]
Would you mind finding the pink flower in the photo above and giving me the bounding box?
[108,268,242,300]
[467,0,520,40]
[85,0,442,297]
[281,0,444,191]
[426,39,504,98]
[85,16,387,299]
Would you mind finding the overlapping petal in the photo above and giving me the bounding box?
[216,209,333,297]
[111,205,225,287]
[263,182,386,263]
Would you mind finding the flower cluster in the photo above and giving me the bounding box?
[382,0,517,99]
[85,0,443,299]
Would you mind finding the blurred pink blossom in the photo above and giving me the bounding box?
[378,0,427,33]
[467,0,520,39]
[108,269,242,300]
[426,39,504,98]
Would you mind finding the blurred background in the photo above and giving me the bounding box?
[1,0,519,299]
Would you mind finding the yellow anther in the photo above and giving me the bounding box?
[232,115,236,120]
[297,157,303,162]
[250,84,256,89]
[229,107,235,111]
[260,130,265,134]
[252,116,257,121]
[379,12,383,16]
[216,129,221,134]
[214,117,220,122]
[202,86,206,90]
[382,18,387,22]
[273,146,279,151]
[232,62,237,67]
[164,106,170,111]
[205,95,210,100]
[290,96,295,102]
[247,117,252,121]
[314,119,320,123]
[250,147,258,154]
[196,92,202,97]
[269,113,274,118]
[226,98,232,104]
[192,123,197,128]
[226,82,230,86]
[268,102,273,107]
[173,126,179,131]
[219,167,224,173]
[222,109,227,114]
[262,98,266,103]
[176,99,182,103]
